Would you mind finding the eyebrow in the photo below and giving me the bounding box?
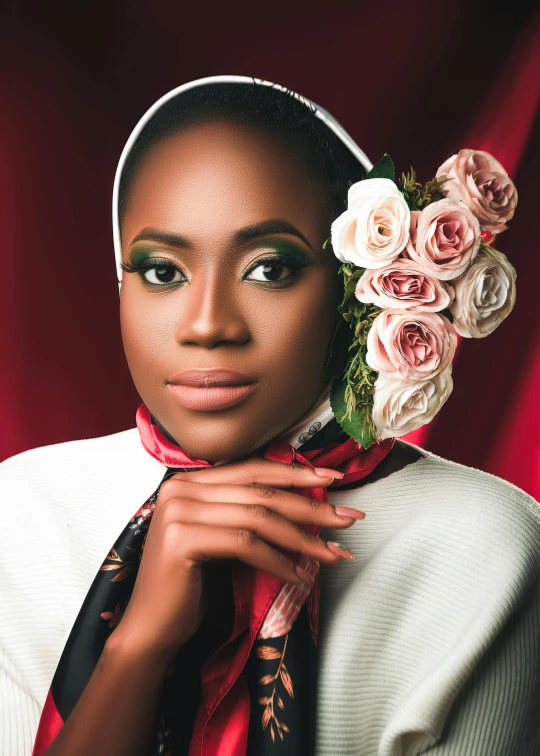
[129,219,315,253]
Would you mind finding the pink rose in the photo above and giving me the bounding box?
[355,259,454,312]
[366,309,457,381]
[436,149,517,233]
[404,199,480,281]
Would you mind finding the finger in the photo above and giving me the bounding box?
[162,479,364,528]
[163,499,346,565]
[176,523,312,585]
[165,457,344,489]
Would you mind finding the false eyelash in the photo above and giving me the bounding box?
[119,258,187,288]
[245,254,307,272]
[120,260,139,274]
[119,258,180,274]
[243,255,308,285]
[121,255,305,275]
[120,254,306,288]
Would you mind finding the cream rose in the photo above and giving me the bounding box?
[372,365,453,438]
[449,247,517,338]
[330,178,410,268]
[366,309,457,381]
[355,259,454,312]
[436,149,518,234]
[404,199,481,280]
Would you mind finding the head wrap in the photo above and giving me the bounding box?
[111,75,373,293]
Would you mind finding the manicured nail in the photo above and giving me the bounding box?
[326,541,355,561]
[334,506,365,520]
[296,565,315,585]
[314,468,345,479]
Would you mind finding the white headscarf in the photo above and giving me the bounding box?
[112,75,373,446]
[112,74,372,290]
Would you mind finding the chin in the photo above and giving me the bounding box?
[155,410,268,463]
[175,433,262,465]
[149,389,312,464]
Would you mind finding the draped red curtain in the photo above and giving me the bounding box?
[1,0,539,498]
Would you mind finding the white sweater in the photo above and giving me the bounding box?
[1,427,539,756]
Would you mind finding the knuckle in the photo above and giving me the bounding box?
[244,503,271,521]
[158,478,177,499]
[306,497,322,516]
[169,470,188,482]
[252,483,277,502]
[242,457,270,483]
[236,529,257,549]
[161,520,188,551]
[165,497,190,521]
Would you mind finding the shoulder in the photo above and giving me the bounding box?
[0,427,167,500]
[405,441,540,539]
[0,428,166,534]
[350,438,540,538]
[329,442,540,600]
[0,427,145,482]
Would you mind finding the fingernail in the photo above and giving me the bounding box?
[314,468,345,479]
[326,541,355,561]
[334,506,365,520]
[296,566,315,585]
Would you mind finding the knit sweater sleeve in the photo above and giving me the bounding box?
[0,649,42,756]
[413,571,540,756]
[0,462,46,756]
[317,455,540,756]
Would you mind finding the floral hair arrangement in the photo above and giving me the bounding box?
[324,149,518,447]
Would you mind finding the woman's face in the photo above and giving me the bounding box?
[120,118,342,462]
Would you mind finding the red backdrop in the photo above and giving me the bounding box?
[1,0,539,498]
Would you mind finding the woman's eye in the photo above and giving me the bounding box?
[245,260,294,282]
[142,263,185,285]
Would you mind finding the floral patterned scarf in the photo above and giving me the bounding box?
[32,403,394,756]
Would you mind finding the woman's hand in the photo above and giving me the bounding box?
[44,459,364,756]
[113,458,364,659]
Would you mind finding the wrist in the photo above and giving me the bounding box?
[104,625,179,673]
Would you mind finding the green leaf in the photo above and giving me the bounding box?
[365,154,395,182]
[323,319,354,379]
[330,379,377,448]
[342,269,363,301]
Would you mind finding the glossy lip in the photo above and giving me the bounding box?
[167,369,258,411]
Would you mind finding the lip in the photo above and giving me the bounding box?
[168,368,257,387]
[167,369,258,411]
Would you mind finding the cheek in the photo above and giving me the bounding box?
[118,266,340,391]
[249,271,339,378]
[119,286,173,376]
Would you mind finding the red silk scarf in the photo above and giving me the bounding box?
[33,404,394,755]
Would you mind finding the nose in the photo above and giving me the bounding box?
[173,268,250,349]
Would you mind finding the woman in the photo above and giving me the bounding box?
[1,76,539,756]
